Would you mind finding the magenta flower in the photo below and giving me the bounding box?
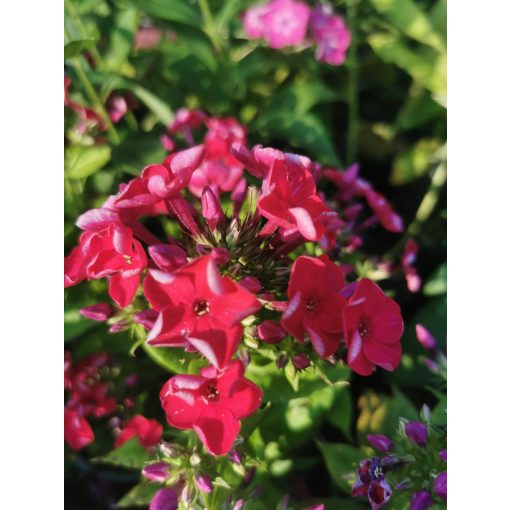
[310,4,351,65]
[404,421,428,446]
[242,2,272,39]
[80,303,113,322]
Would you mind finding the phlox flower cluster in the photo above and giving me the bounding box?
[242,1,351,65]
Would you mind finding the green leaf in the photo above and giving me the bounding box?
[240,403,272,440]
[316,441,364,493]
[65,145,111,179]
[93,438,152,468]
[64,38,96,59]
[423,263,447,296]
[327,386,353,439]
[128,0,202,28]
[64,307,99,341]
[116,483,159,508]
[142,344,206,374]
[368,32,446,105]
[104,8,139,71]
[369,0,445,51]
[390,138,441,185]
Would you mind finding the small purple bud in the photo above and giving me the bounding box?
[210,247,230,266]
[439,449,447,462]
[415,324,437,351]
[232,177,247,215]
[276,355,288,369]
[423,358,439,373]
[243,467,256,485]
[405,421,428,446]
[108,319,129,333]
[367,434,393,452]
[142,462,170,482]
[395,479,411,491]
[196,473,212,494]
[280,495,290,510]
[257,320,286,344]
[133,309,159,330]
[233,499,244,510]
[381,455,400,470]
[250,485,263,499]
[201,186,224,229]
[292,353,310,370]
[80,303,113,321]
[409,490,433,510]
[238,349,250,368]
[434,471,447,500]
[124,373,138,388]
[230,449,243,465]
[149,488,178,510]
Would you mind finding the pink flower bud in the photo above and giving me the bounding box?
[239,276,262,294]
[292,353,310,370]
[148,244,188,272]
[210,247,230,266]
[233,499,244,510]
[230,449,243,465]
[160,134,175,152]
[256,320,286,344]
[142,461,170,482]
[80,303,113,321]
[108,319,129,333]
[133,309,159,331]
[367,434,393,452]
[232,177,247,215]
[196,473,212,494]
[415,324,437,351]
[201,186,224,229]
[149,488,178,510]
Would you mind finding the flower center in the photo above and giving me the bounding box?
[358,321,368,337]
[306,297,316,311]
[194,299,210,317]
[205,382,219,401]
[123,255,133,264]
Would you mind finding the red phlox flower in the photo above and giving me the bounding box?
[258,156,336,241]
[281,255,346,357]
[362,185,404,233]
[401,238,421,292]
[144,255,261,369]
[343,278,403,375]
[115,415,163,449]
[64,408,95,450]
[64,76,103,132]
[160,360,263,455]
[64,223,147,307]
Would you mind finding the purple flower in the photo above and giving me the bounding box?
[196,473,213,494]
[80,303,113,321]
[310,4,351,66]
[405,421,428,446]
[367,434,393,452]
[409,490,433,510]
[439,449,447,462]
[149,488,178,510]
[142,461,170,482]
[415,324,437,351]
[352,457,391,509]
[368,479,392,510]
[434,471,447,500]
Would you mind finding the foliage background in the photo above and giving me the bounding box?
[64,0,446,508]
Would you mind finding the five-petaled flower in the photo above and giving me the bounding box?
[160,360,263,456]
[343,278,404,375]
[281,255,346,357]
[144,255,261,369]
[352,457,392,510]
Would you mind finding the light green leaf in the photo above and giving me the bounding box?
[65,145,111,179]
[327,387,353,439]
[129,83,174,125]
[368,32,446,105]
[391,138,441,185]
[423,263,447,296]
[93,438,152,468]
[116,483,159,508]
[64,307,99,341]
[64,38,96,59]
[128,0,202,28]
[142,344,206,374]
[104,8,139,71]
[316,441,364,493]
[369,0,445,51]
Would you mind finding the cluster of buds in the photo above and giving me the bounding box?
[242,1,351,66]
[352,415,446,509]
[415,324,447,378]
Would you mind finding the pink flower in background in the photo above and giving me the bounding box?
[402,238,421,292]
[115,415,163,449]
[243,0,310,49]
[310,4,351,65]
[64,408,94,450]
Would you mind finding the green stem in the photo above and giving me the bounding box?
[197,0,223,54]
[64,0,105,69]
[346,0,359,166]
[71,55,121,144]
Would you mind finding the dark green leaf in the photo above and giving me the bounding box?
[116,483,159,507]
[104,8,139,71]
[93,438,152,468]
[128,0,202,28]
[390,139,441,185]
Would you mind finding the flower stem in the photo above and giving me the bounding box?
[197,0,223,54]
[346,0,359,166]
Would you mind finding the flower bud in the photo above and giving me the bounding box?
[423,358,439,373]
[80,303,113,322]
[395,478,411,491]
[276,355,288,369]
[210,247,230,266]
[367,434,393,452]
[415,324,437,351]
[409,490,433,510]
[108,319,129,333]
[190,453,201,466]
[196,473,212,494]
[257,320,286,344]
[233,499,244,510]
[230,449,243,465]
[149,488,178,510]
[404,422,428,446]
[239,276,262,294]
[134,309,159,330]
[232,177,247,215]
[201,186,224,230]
[142,461,170,482]
[292,353,310,370]
[439,449,447,462]
[148,244,188,272]
[433,471,447,500]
